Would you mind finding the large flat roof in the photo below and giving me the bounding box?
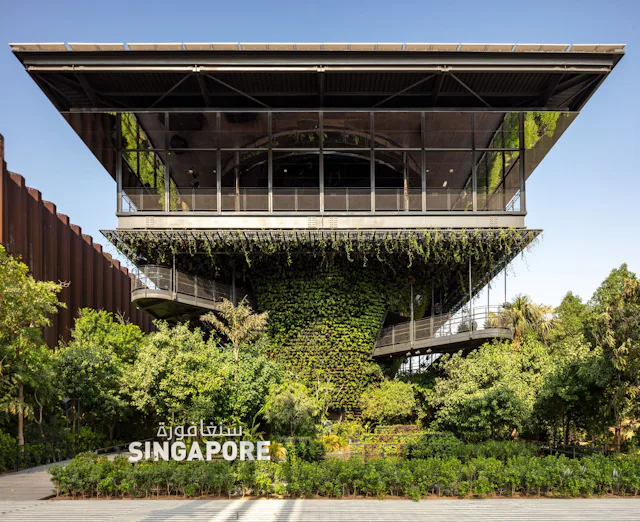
[11,42,624,111]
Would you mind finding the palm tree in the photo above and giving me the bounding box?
[500,295,556,345]
[201,298,268,362]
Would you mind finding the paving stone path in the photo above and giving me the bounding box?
[0,498,639,521]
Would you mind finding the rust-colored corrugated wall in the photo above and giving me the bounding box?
[0,133,153,345]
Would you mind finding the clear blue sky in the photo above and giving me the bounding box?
[1,0,639,307]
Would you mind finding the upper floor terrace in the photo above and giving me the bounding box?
[11,42,624,231]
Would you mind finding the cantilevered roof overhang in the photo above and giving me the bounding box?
[10,42,624,111]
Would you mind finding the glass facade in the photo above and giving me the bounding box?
[64,110,576,214]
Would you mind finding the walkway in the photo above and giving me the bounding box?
[373,305,513,358]
[0,453,124,501]
[0,498,639,521]
[0,461,60,501]
[131,266,248,323]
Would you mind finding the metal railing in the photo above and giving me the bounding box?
[121,187,518,213]
[376,305,509,349]
[132,265,237,304]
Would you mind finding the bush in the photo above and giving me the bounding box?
[360,381,417,425]
[0,431,17,472]
[50,452,640,499]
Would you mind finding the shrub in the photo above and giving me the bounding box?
[360,381,417,425]
[49,452,640,500]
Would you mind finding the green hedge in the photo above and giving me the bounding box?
[50,452,640,499]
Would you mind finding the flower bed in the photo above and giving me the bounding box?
[50,452,640,500]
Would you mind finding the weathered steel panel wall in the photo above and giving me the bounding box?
[0,133,153,345]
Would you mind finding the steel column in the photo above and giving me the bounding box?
[472,113,477,212]
[370,112,375,211]
[116,113,122,213]
[519,112,526,212]
[319,111,324,212]
[164,112,170,211]
[217,112,222,213]
[268,112,273,212]
[421,112,427,212]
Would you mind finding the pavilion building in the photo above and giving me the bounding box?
[11,42,623,402]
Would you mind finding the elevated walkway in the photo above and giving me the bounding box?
[372,305,512,358]
[132,266,245,323]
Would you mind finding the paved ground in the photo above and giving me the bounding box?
[0,461,60,501]
[0,453,125,501]
[0,498,639,521]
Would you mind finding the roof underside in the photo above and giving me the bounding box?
[11,43,624,111]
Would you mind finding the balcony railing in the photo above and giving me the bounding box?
[122,187,519,213]
[132,265,239,304]
[375,305,510,350]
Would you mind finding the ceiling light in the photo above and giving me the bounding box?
[284,168,288,173]
[442,181,448,187]
[449,169,454,173]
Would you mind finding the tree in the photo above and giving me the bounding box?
[128,322,280,425]
[67,308,145,364]
[500,295,556,345]
[534,342,610,444]
[55,344,127,440]
[430,338,553,441]
[589,265,640,448]
[201,298,268,363]
[359,380,418,425]
[264,381,319,437]
[0,246,63,447]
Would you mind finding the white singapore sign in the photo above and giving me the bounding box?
[128,421,270,463]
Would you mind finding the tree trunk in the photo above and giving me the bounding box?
[17,383,24,448]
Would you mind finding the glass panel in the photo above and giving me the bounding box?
[63,112,117,176]
[272,151,320,188]
[374,112,421,148]
[323,112,371,148]
[272,113,320,148]
[220,150,269,211]
[132,112,166,149]
[169,151,217,212]
[374,150,421,211]
[523,112,576,179]
[168,113,217,150]
[424,112,473,149]
[122,150,166,212]
[323,150,371,189]
[424,151,473,211]
[476,151,520,211]
[220,113,268,149]
[475,112,519,150]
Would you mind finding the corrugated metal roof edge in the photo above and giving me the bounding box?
[9,42,627,53]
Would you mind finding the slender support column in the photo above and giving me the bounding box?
[268,112,273,212]
[519,112,526,212]
[172,253,176,300]
[472,113,477,212]
[469,256,473,330]
[319,112,324,212]
[403,151,409,211]
[410,283,414,346]
[421,113,427,212]
[234,151,240,212]
[370,112,375,211]
[430,283,435,337]
[164,112,170,211]
[116,113,122,213]
[504,266,507,304]
[217,112,222,213]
